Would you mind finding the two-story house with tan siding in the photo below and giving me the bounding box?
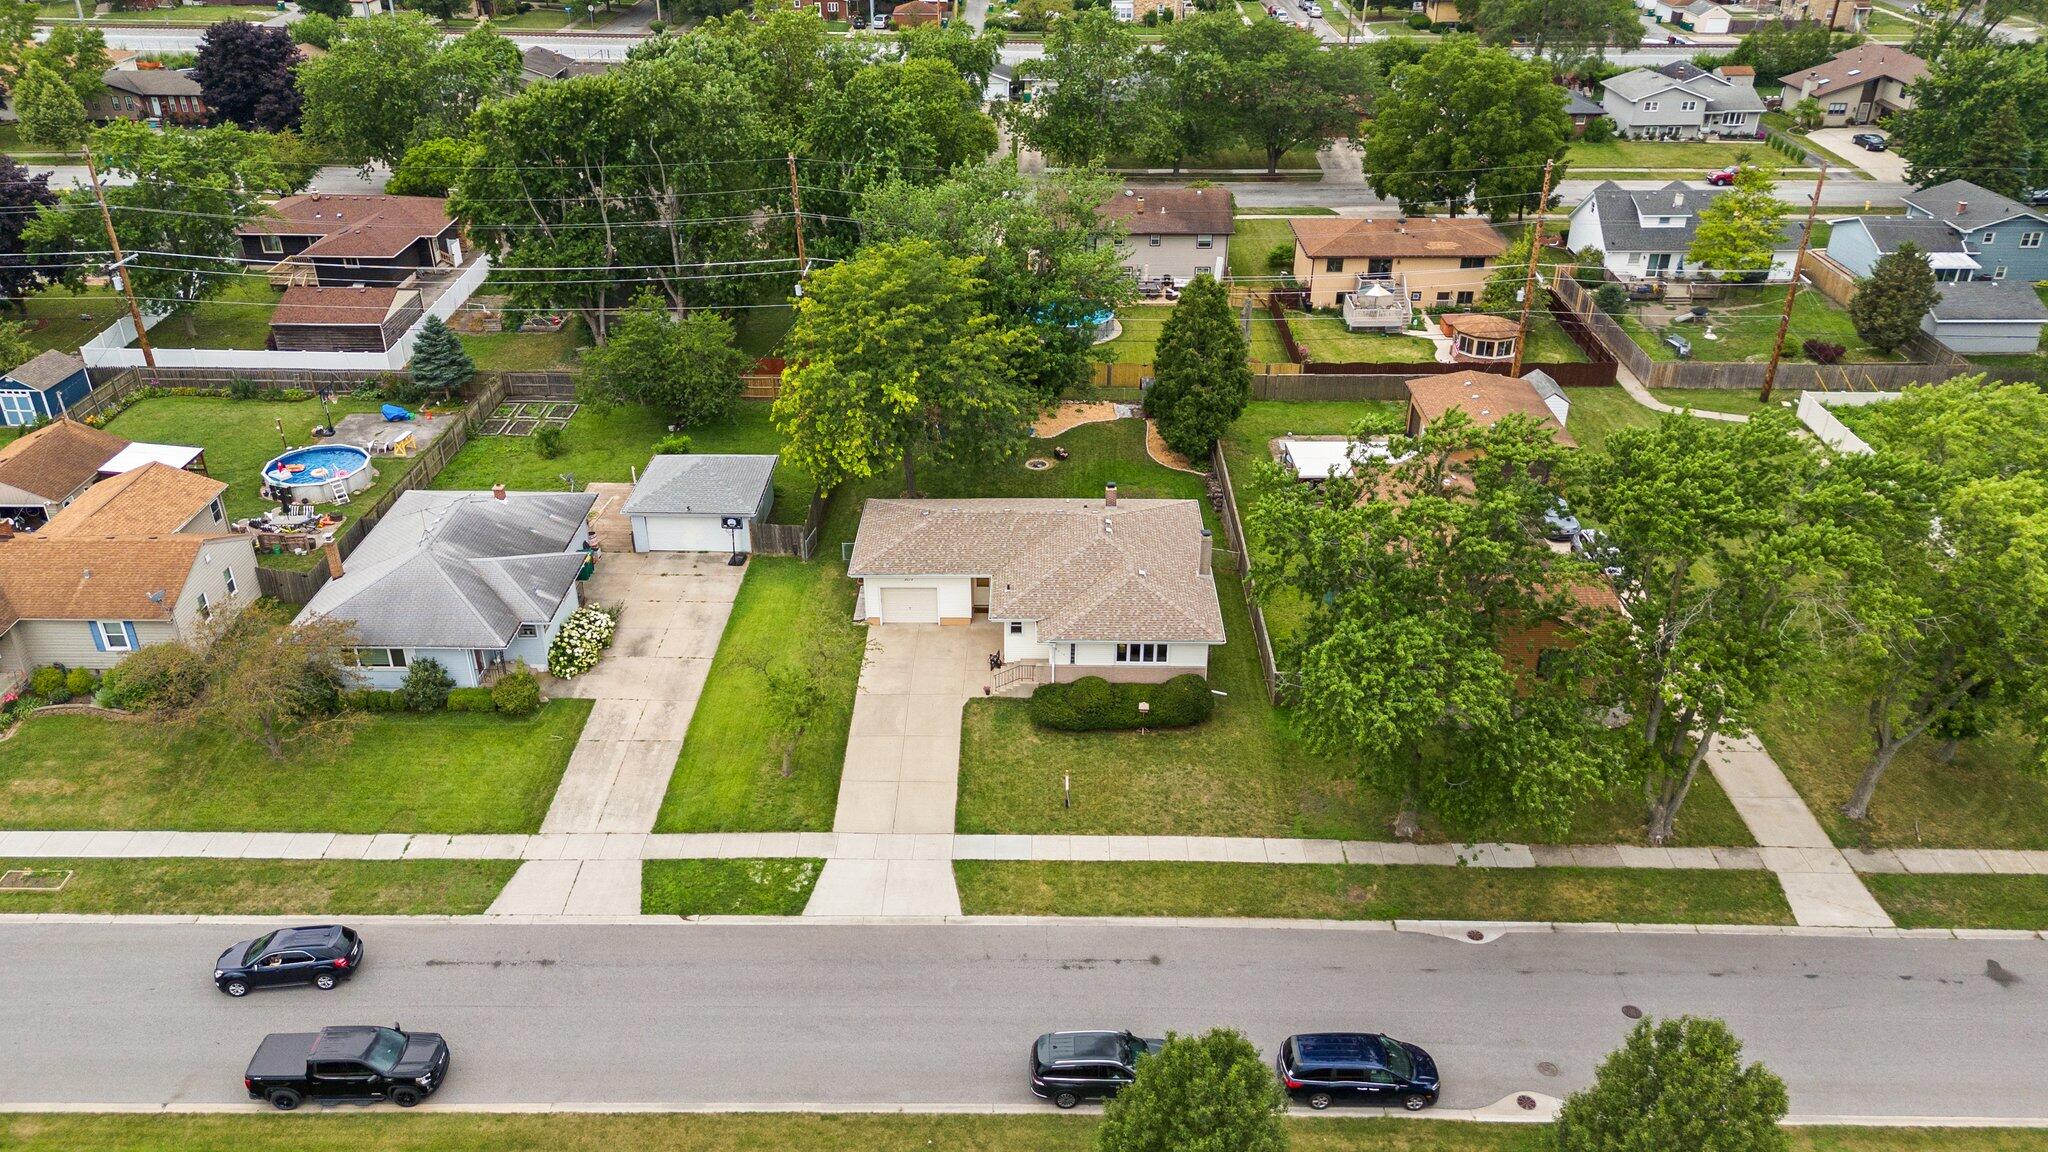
[1288,216,1507,310]
[1096,186,1235,284]
[1778,43,1926,127]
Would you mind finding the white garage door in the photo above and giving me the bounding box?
[640,514,746,552]
[878,586,940,624]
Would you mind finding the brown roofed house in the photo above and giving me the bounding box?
[1440,313,1521,365]
[268,284,425,353]
[0,420,129,528]
[92,65,206,124]
[0,530,257,676]
[1290,217,1507,310]
[1097,186,1236,284]
[1778,43,1927,127]
[889,0,952,24]
[1405,369,1576,448]
[847,487,1226,683]
[38,462,229,539]
[238,194,462,288]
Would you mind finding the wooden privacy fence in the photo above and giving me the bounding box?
[252,374,507,605]
[1210,444,1282,704]
[752,491,826,560]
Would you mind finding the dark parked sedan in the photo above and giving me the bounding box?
[1029,1030,1163,1108]
[1851,132,1888,151]
[215,925,362,997]
[1277,1032,1440,1111]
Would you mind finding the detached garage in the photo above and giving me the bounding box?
[622,453,778,553]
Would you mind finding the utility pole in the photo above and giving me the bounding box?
[84,143,154,369]
[786,153,807,271]
[1760,162,1828,405]
[1510,158,1555,379]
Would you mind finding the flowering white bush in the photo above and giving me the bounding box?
[548,605,618,679]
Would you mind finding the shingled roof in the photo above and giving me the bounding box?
[0,420,128,504]
[848,497,1225,645]
[4,349,86,392]
[621,454,777,517]
[1290,216,1506,260]
[272,284,409,328]
[1407,370,1575,448]
[0,533,218,630]
[240,194,455,261]
[1097,186,1236,238]
[39,462,224,539]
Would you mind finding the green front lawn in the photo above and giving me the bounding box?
[1753,659,2048,850]
[1287,311,1438,364]
[0,701,590,834]
[88,5,282,22]
[653,558,863,833]
[956,861,1795,924]
[1619,288,1893,364]
[8,1114,2033,1152]
[0,858,516,915]
[1647,387,1787,417]
[1561,387,1661,453]
[1566,139,1795,173]
[17,284,126,357]
[1865,874,2048,931]
[1523,313,1592,364]
[459,317,592,372]
[1229,217,1298,281]
[138,274,280,350]
[642,858,823,915]
[101,394,424,570]
[432,400,815,523]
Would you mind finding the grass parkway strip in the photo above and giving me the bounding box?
[0,859,517,916]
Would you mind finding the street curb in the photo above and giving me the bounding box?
[0,912,2042,939]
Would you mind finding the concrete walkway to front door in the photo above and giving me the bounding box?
[490,487,746,916]
[1706,733,1895,929]
[804,623,1002,917]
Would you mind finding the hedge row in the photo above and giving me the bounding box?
[1028,674,1214,731]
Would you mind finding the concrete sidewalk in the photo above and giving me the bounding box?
[1706,733,1895,928]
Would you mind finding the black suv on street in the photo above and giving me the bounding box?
[1029,1030,1164,1108]
[214,925,362,996]
[1277,1032,1440,1110]
[245,1025,449,1110]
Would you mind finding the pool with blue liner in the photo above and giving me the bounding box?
[263,444,375,503]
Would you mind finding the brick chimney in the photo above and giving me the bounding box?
[1104,481,1118,508]
[323,540,344,579]
[1957,201,1968,217]
[1198,528,1212,576]
[492,483,507,501]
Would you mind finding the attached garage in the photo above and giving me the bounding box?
[622,453,778,554]
[877,586,940,624]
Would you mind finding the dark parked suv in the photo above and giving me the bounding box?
[214,925,362,996]
[1277,1032,1440,1110]
[1029,1030,1163,1108]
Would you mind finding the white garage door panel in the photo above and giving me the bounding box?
[642,514,744,552]
[879,586,940,624]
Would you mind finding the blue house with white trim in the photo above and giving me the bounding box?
[1900,180,2048,285]
[0,350,91,427]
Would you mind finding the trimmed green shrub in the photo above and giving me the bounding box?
[490,665,541,717]
[653,433,694,455]
[1405,10,1430,26]
[446,687,496,712]
[399,657,455,711]
[533,424,566,459]
[1029,674,1214,732]
[28,666,69,702]
[63,667,97,698]
[99,643,206,713]
[346,689,404,713]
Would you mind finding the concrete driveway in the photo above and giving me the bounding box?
[805,622,1001,917]
[1809,128,1908,182]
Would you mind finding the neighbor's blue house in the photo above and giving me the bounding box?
[0,349,91,427]
[1901,180,2048,285]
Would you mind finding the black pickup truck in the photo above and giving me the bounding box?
[244,1025,449,1110]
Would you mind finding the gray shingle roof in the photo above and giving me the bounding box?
[1927,281,2048,323]
[1564,90,1604,117]
[848,497,1226,645]
[621,454,777,517]
[5,349,86,392]
[1902,180,2046,233]
[1847,216,1969,255]
[101,67,201,97]
[1602,65,1762,113]
[298,489,597,650]
[1579,181,1801,253]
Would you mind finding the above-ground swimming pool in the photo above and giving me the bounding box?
[263,444,375,503]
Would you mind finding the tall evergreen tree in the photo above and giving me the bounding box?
[1849,242,1941,355]
[1148,273,1250,461]
[408,315,475,398]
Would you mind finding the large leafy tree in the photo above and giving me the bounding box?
[26,122,316,338]
[1849,242,1939,354]
[386,136,478,197]
[1252,410,1620,838]
[299,16,520,166]
[1473,0,1643,68]
[1825,378,2048,820]
[452,53,774,341]
[1557,1016,1788,1152]
[799,57,998,191]
[0,157,56,310]
[1686,165,1788,281]
[1908,0,2048,62]
[1148,273,1249,461]
[1572,411,1843,844]
[1142,15,1242,173]
[194,20,302,132]
[856,162,1135,406]
[1096,1030,1286,1152]
[10,24,110,109]
[1888,44,2048,200]
[576,294,750,428]
[12,62,86,153]
[1724,19,1846,76]
[772,239,1027,496]
[895,19,1006,92]
[1358,38,1570,220]
[1016,10,1148,167]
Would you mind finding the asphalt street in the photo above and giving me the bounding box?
[2,921,2044,1118]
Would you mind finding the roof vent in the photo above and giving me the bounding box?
[1847,68,1862,76]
